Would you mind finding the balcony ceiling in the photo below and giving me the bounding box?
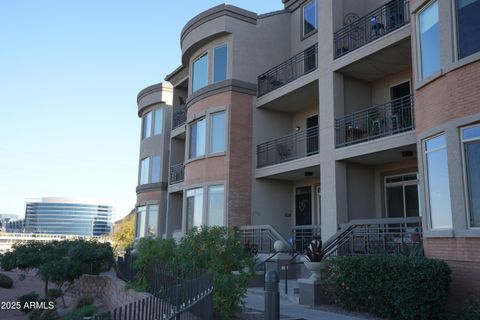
[345,144,417,165]
[263,164,320,181]
[260,80,319,112]
[337,38,412,82]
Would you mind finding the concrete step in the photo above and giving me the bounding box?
[248,286,300,304]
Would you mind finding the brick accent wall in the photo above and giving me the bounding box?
[415,60,480,134]
[424,237,480,297]
[68,273,150,310]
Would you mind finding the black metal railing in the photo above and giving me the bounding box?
[292,224,321,252]
[257,44,318,97]
[334,0,410,58]
[114,254,214,320]
[323,217,422,258]
[335,95,414,148]
[169,163,185,184]
[236,225,290,254]
[257,125,319,168]
[172,104,186,130]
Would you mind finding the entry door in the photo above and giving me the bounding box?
[306,115,319,155]
[390,81,411,100]
[385,173,419,218]
[295,187,312,225]
[390,81,411,132]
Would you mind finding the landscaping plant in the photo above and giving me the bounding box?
[0,272,13,288]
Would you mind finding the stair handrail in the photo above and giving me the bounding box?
[237,224,291,250]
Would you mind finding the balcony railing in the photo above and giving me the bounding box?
[257,125,319,168]
[172,104,186,130]
[257,44,318,97]
[334,0,410,58]
[169,163,185,184]
[335,95,414,148]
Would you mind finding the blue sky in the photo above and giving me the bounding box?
[0,0,283,221]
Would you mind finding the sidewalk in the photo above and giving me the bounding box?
[245,288,369,320]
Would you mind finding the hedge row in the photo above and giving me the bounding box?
[323,255,451,320]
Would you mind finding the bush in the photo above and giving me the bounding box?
[19,291,39,313]
[0,272,13,288]
[323,255,451,320]
[46,288,62,300]
[64,305,98,320]
[75,294,95,309]
[447,295,480,320]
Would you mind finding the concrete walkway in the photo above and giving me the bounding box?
[245,288,368,320]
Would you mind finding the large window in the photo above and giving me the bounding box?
[207,185,225,226]
[192,53,208,93]
[214,45,228,83]
[186,188,203,229]
[424,134,453,229]
[136,206,147,238]
[142,109,163,139]
[462,124,480,228]
[147,204,159,237]
[385,173,420,218]
[210,111,226,153]
[303,0,317,37]
[136,205,159,238]
[418,1,440,80]
[189,118,206,159]
[139,155,161,185]
[456,0,480,59]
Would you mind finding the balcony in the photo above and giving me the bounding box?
[257,44,318,97]
[169,163,185,184]
[172,105,186,130]
[335,95,414,148]
[257,126,319,168]
[334,0,410,59]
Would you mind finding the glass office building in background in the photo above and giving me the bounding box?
[25,198,113,236]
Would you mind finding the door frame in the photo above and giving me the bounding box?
[384,172,419,218]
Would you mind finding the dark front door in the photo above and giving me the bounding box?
[390,81,412,132]
[296,187,312,226]
[306,115,319,155]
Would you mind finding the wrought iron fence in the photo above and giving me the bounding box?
[292,225,321,252]
[236,225,290,254]
[169,163,185,184]
[323,217,423,258]
[334,0,410,58]
[172,104,187,130]
[257,125,319,168]
[257,44,318,97]
[114,254,214,320]
[335,95,414,148]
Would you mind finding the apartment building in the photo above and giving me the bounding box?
[134,0,480,296]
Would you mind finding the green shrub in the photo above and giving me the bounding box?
[447,295,480,320]
[46,288,62,300]
[19,291,39,313]
[323,255,451,320]
[75,294,95,308]
[38,309,61,320]
[27,309,42,320]
[64,305,97,320]
[0,272,13,288]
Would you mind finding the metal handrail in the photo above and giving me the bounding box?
[292,224,321,252]
[334,0,410,58]
[237,225,291,254]
[257,44,318,97]
[322,216,422,258]
[169,163,185,184]
[257,125,319,168]
[172,104,186,130]
[335,94,414,147]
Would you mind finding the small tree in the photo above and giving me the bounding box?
[110,210,135,253]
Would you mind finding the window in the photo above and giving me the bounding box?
[456,0,480,59]
[186,188,203,229]
[303,0,317,37]
[136,206,146,238]
[462,125,480,227]
[192,53,208,92]
[151,156,161,183]
[142,108,163,139]
[210,111,226,153]
[139,157,150,185]
[147,204,159,237]
[153,109,163,135]
[385,173,420,218]
[189,118,206,158]
[424,134,453,229]
[142,111,152,139]
[214,45,228,83]
[418,1,440,79]
[139,155,161,185]
[207,185,225,226]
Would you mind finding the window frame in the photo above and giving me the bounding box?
[192,52,209,93]
[142,111,152,140]
[454,0,480,60]
[461,124,480,229]
[186,187,204,229]
[423,133,453,230]
[209,111,227,154]
[138,155,161,185]
[213,44,228,83]
[206,184,226,227]
[139,157,150,185]
[384,172,420,218]
[302,0,318,38]
[416,0,441,81]
[135,204,159,239]
[189,117,207,160]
